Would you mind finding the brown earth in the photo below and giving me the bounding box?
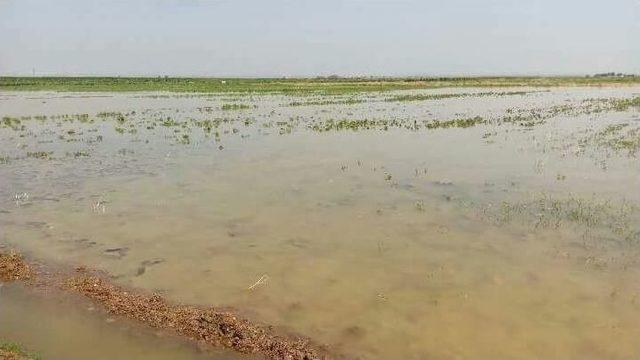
[0,252,31,282]
[0,348,29,360]
[0,251,336,360]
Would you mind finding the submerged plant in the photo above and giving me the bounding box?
[483,194,639,244]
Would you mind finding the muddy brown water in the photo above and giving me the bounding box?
[1,87,640,359]
[0,282,251,360]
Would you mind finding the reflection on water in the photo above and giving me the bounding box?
[1,88,640,359]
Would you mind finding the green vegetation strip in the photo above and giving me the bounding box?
[2,76,640,94]
[384,90,534,102]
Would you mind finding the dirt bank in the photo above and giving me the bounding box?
[0,251,334,360]
[0,252,32,282]
[0,348,32,360]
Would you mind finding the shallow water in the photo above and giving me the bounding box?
[1,87,640,359]
[0,283,247,360]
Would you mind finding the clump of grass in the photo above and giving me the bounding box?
[96,111,122,118]
[309,115,486,132]
[497,96,640,129]
[385,90,533,102]
[194,119,222,134]
[160,117,179,127]
[500,108,548,127]
[288,98,364,106]
[48,113,92,123]
[425,116,485,129]
[0,341,41,360]
[310,118,396,132]
[483,194,639,243]
[611,96,640,111]
[26,151,52,159]
[68,151,90,158]
[221,103,253,111]
[580,123,640,156]
[2,116,23,131]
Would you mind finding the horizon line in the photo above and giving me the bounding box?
[2,73,638,79]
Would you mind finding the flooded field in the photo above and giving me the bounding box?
[1,86,640,359]
[0,283,247,360]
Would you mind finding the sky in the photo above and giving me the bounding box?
[1,0,639,77]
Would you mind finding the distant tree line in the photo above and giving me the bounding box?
[589,72,637,78]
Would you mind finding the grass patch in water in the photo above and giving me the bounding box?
[385,90,533,102]
[221,103,253,111]
[288,98,365,106]
[310,116,485,132]
[425,116,485,129]
[483,194,639,243]
[611,96,640,111]
[26,151,53,160]
[2,117,23,131]
[580,123,640,156]
[0,341,40,360]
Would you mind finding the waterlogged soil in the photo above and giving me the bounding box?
[0,282,252,360]
[1,87,640,359]
[0,252,326,360]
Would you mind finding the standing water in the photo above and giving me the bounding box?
[1,87,640,359]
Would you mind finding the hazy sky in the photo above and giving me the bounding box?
[1,0,639,77]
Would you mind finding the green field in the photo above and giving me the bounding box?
[1,76,639,94]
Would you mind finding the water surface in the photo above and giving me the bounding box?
[1,87,640,359]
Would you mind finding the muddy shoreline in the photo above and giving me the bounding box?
[0,250,337,360]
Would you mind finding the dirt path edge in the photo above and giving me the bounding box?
[0,251,337,360]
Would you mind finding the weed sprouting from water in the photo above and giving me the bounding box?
[483,194,639,244]
[26,151,53,160]
[580,122,640,156]
[178,134,191,145]
[288,98,365,107]
[221,103,254,111]
[0,340,41,360]
[385,90,535,102]
[425,116,485,129]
